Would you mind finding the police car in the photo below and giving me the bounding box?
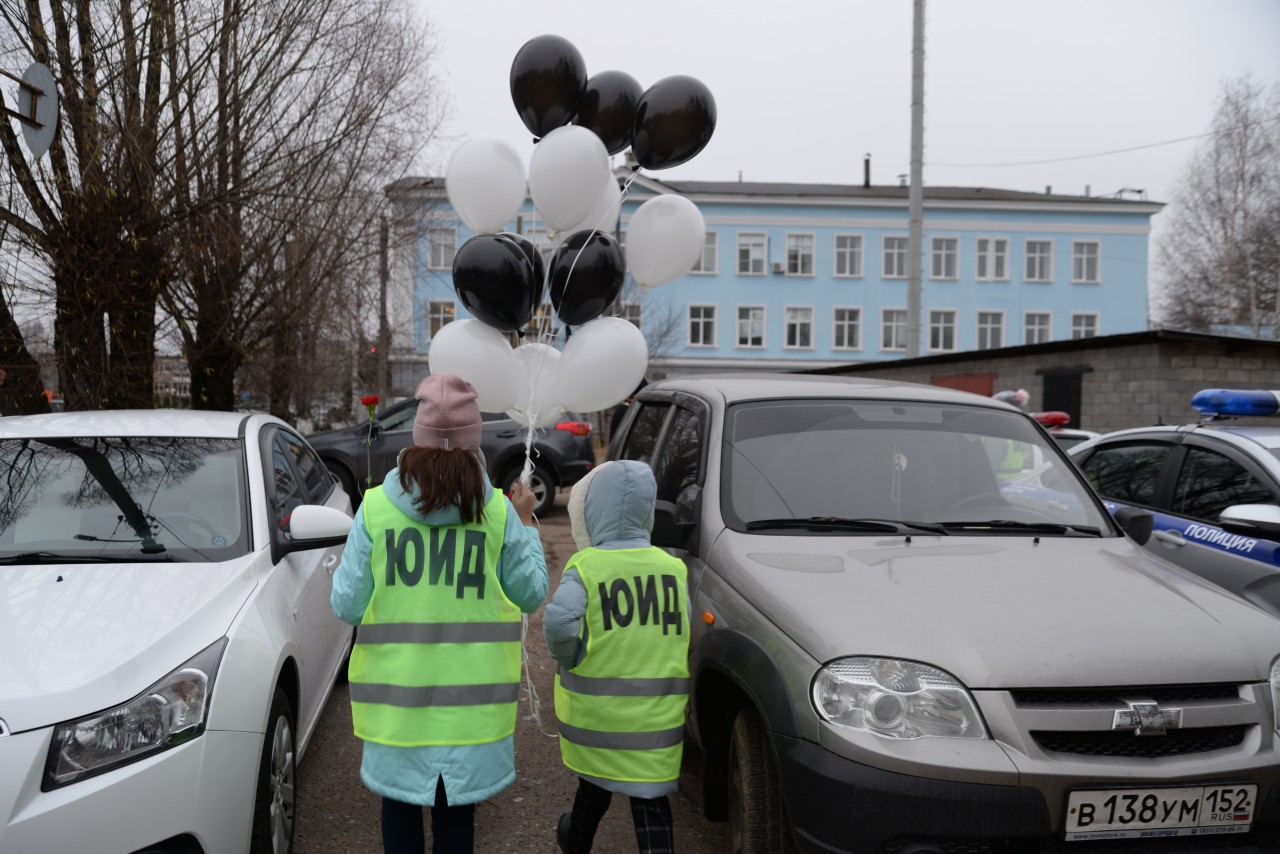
[1031,410,1101,450]
[1068,389,1280,618]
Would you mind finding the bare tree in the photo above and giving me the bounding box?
[1156,75,1280,336]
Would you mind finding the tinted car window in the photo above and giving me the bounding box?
[271,435,306,528]
[278,429,331,499]
[1079,442,1171,506]
[380,401,417,432]
[1173,447,1276,520]
[619,401,670,464]
[654,407,704,515]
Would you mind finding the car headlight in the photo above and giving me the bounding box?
[812,657,987,740]
[44,638,227,789]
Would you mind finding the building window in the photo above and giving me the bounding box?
[929,310,956,352]
[784,306,814,349]
[1072,241,1100,283]
[690,231,718,274]
[427,300,455,339]
[976,237,1008,281]
[1024,312,1051,344]
[428,227,456,270]
[737,233,767,275]
[977,311,1003,350]
[527,301,555,337]
[618,301,642,331]
[834,235,863,278]
[736,305,765,348]
[786,234,815,276]
[883,236,908,278]
[930,237,958,279]
[1071,313,1098,339]
[525,227,554,268]
[833,307,861,350]
[881,308,907,351]
[1025,240,1053,282]
[689,305,716,347]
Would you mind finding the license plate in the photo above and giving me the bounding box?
[1065,784,1256,840]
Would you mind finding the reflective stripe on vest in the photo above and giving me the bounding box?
[349,486,519,747]
[554,547,689,784]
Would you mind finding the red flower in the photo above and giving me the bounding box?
[360,395,379,406]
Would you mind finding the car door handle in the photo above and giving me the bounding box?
[1153,529,1187,547]
[324,554,339,573]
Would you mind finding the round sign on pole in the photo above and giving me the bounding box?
[17,62,57,160]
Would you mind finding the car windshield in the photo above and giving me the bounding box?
[0,437,248,563]
[722,399,1111,534]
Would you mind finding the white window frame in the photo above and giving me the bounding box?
[975,237,1009,282]
[883,236,908,279]
[1024,311,1052,344]
[428,227,457,270]
[527,300,555,337]
[618,301,642,331]
[1071,313,1099,339]
[881,308,907,351]
[736,305,766,349]
[783,305,815,350]
[427,299,455,339]
[688,304,716,348]
[1072,241,1100,283]
[930,237,958,280]
[737,232,767,276]
[833,234,864,278]
[929,309,957,353]
[976,310,1004,350]
[832,306,861,351]
[690,231,718,274]
[1025,239,1053,283]
[785,233,815,277]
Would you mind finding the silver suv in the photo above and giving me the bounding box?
[608,374,1280,854]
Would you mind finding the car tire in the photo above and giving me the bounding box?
[325,461,360,509]
[728,707,793,854]
[500,463,556,517]
[250,686,297,854]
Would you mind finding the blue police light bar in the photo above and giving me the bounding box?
[1191,389,1280,417]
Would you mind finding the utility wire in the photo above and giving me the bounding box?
[933,114,1280,168]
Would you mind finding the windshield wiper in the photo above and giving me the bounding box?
[0,551,177,565]
[940,520,1102,536]
[745,517,947,535]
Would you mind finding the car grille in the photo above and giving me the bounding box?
[1031,725,1248,758]
[1011,684,1241,707]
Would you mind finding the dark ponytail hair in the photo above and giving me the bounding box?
[398,446,487,523]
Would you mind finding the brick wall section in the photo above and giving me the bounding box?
[812,332,1280,434]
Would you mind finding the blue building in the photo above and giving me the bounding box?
[385,172,1162,383]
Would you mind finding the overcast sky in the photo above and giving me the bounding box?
[416,0,1280,220]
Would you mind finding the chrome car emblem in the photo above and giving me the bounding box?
[1112,699,1182,736]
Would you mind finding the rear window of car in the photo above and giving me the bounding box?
[0,437,249,562]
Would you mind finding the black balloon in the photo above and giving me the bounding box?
[549,231,625,326]
[573,70,643,156]
[452,234,539,332]
[498,232,548,300]
[631,75,717,170]
[510,35,588,139]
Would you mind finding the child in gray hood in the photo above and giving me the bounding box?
[544,460,690,854]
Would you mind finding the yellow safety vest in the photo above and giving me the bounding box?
[348,487,520,747]
[554,547,690,783]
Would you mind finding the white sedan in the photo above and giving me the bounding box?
[0,410,355,854]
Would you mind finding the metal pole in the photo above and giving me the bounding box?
[906,0,926,358]
[377,215,389,410]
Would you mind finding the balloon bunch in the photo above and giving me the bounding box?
[434,33,717,441]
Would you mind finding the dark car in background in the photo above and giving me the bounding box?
[306,397,596,516]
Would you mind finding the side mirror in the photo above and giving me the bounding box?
[1220,504,1280,540]
[1113,505,1153,546]
[274,503,352,562]
[652,486,702,552]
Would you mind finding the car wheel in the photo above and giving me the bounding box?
[501,463,556,517]
[250,687,297,854]
[728,707,793,854]
[325,461,360,509]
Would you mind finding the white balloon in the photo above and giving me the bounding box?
[555,317,649,413]
[625,195,706,287]
[427,320,520,413]
[507,342,563,427]
[445,137,528,234]
[561,179,623,237]
[528,126,613,233]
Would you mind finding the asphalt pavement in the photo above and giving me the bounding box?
[295,490,730,853]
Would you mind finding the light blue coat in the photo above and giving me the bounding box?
[331,463,548,806]
[542,460,687,799]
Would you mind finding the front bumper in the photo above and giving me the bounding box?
[0,725,262,854]
[774,735,1280,854]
